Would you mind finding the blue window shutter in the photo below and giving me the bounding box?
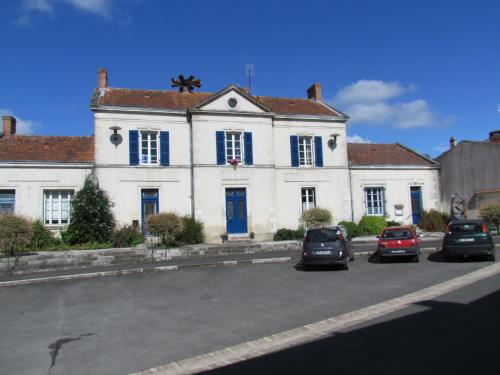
[160,131,169,166]
[216,131,226,165]
[129,130,139,166]
[244,132,253,165]
[290,135,299,167]
[314,136,323,167]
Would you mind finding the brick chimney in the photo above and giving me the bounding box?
[2,116,16,137]
[98,68,108,89]
[307,83,322,101]
[449,136,457,149]
[488,130,500,143]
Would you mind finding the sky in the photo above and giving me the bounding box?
[1,0,499,157]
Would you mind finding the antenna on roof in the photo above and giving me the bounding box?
[245,64,254,93]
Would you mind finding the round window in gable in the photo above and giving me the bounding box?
[228,98,238,109]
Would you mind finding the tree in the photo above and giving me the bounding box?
[480,201,500,234]
[64,175,115,244]
[0,214,33,256]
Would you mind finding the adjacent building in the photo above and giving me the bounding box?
[435,130,500,218]
[0,69,441,241]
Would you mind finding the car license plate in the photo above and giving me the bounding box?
[314,250,332,255]
[391,250,406,253]
[458,238,474,242]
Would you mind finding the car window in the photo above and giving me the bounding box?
[449,223,483,234]
[305,229,339,242]
[382,229,413,239]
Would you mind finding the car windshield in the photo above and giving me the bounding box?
[305,229,339,242]
[449,223,483,234]
[382,229,413,239]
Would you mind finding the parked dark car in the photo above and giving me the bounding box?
[301,227,353,270]
[442,219,495,261]
[377,226,420,263]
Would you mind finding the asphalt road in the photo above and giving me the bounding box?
[206,267,500,375]
[0,252,498,375]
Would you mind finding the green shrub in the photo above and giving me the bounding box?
[273,227,305,241]
[274,228,296,241]
[65,175,115,245]
[112,225,144,248]
[480,201,500,234]
[358,216,387,235]
[30,220,59,250]
[300,207,332,229]
[0,214,33,256]
[146,212,184,245]
[419,210,450,232]
[338,221,361,239]
[386,220,400,227]
[175,216,205,245]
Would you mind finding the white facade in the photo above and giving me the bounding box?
[0,82,442,241]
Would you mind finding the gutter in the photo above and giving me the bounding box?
[187,110,195,219]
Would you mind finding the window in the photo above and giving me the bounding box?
[225,132,243,163]
[0,190,15,214]
[364,187,385,216]
[298,136,314,166]
[140,131,159,165]
[301,187,316,211]
[44,190,74,225]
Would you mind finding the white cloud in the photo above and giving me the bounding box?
[0,109,36,135]
[347,135,373,144]
[334,80,414,105]
[18,0,114,23]
[331,79,452,129]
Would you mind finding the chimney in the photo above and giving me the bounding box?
[98,68,108,89]
[488,130,500,143]
[307,83,322,101]
[2,116,16,137]
[449,136,457,149]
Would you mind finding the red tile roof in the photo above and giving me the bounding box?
[347,143,436,166]
[0,135,94,163]
[96,88,343,117]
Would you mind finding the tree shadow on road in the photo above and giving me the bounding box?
[201,286,500,375]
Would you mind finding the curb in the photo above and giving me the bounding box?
[0,257,294,288]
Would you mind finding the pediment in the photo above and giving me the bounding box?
[192,85,271,113]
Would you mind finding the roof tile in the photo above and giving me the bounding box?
[97,88,342,117]
[347,143,434,166]
[0,135,94,163]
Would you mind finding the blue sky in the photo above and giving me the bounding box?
[1,0,499,156]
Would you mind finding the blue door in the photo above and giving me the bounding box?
[226,188,248,234]
[410,186,423,225]
[141,189,159,233]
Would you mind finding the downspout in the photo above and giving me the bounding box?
[348,166,355,222]
[187,110,195,219]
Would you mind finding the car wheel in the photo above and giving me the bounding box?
[488,253,496,262]
[379,255,384,263]
[342,260,349,270]
[445,254,453,262]
[413,255,419,263]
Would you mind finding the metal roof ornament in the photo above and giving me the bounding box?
[171,75,201,93]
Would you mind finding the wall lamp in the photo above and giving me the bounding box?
[109,126,123,148]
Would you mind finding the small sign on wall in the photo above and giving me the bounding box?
[394,204,404,216]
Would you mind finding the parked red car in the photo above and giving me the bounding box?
[377,226,420,263]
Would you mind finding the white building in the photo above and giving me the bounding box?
[0,69,441,241]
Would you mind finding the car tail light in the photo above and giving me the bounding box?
[338,232,345,241]
[378,241,386,248]
[445,224,452,235]
[482,223,489,233]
